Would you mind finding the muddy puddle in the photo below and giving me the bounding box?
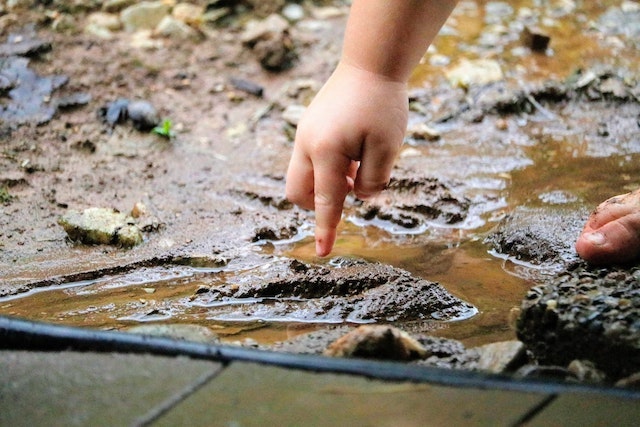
[1,0,640,354]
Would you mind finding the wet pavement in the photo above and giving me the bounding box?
[2,348,639,427]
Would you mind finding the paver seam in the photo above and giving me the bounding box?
[133,362,228,427]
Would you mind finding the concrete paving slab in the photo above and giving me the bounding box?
[527,393,640,427]
[155,361,549,427]
[0,351,222,427]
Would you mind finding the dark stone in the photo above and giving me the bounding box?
[521,26,551,52]
[229,77,264,97]
[127,100,160,131]
[517,265,640,380]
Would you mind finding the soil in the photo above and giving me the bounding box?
[1,2,343,290]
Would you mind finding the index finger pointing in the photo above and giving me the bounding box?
[313,154,352,257]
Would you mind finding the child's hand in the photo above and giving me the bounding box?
[286,61,408,256]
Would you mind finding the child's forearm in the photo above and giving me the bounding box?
[341,0,458,82]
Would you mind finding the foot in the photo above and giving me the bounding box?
[575,189,640,265]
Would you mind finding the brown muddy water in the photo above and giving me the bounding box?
[2,0,640,350]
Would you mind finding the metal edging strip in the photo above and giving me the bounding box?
[1,315,639,399]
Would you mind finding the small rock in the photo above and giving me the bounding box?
[282,104,306,126]
[324,325,430,361]
[521,26,551,52]
[172,2,205,27]
[445,58,504,89]
[514,364,577,381]
[116,224,144,247]
[615,372,640,389]
[130,29,164,50]
[567,359,608,383]
[127,99,160,130]
[475,340,527,373]
[282,3,305,22]
[155,15,200,41]
[51,13,78,33]
[241,13,289,45]
[58,207,142,247]
[131,202,148,218]
[85,23,115,40]
[120,1,170,32]
[407,123,441,141]
[87,11,122,31]
[230,77,264,97]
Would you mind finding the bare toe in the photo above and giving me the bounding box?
[575,189,640,265]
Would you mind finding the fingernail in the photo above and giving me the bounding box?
[585,231,606,246]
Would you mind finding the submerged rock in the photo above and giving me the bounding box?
[517,264,640,380]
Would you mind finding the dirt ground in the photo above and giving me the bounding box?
[0,1,349,291]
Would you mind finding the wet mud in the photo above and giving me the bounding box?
[189,257,477,323]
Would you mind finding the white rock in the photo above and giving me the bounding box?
[241,13,289,44]
[84,23,114,40]
[445,58,504,89]
[282,3,305,22]
[172,2,204,26]
[130,29,164,50]
[121,1,171,32]
[156,15,199,40]
[282,104,306,126]
[87,12,122,31]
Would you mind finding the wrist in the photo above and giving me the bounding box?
[335,59,410,86]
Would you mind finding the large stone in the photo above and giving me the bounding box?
[517,265,640,380]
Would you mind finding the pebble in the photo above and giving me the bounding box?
[445,58,504,89]
[58,207,143,247]
[324,325,430,361]
[120,1,170,32]
[172,2,205,26]
[282,3,305,22]
[475,340,526,373]
[282,104,306,126]
[127,100,160,131]
[156,16,200,41]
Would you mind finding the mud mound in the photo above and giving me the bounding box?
[352,174,471,232]
[190,257,477,323]
[485,206,587,269]
[517,265,640,380]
